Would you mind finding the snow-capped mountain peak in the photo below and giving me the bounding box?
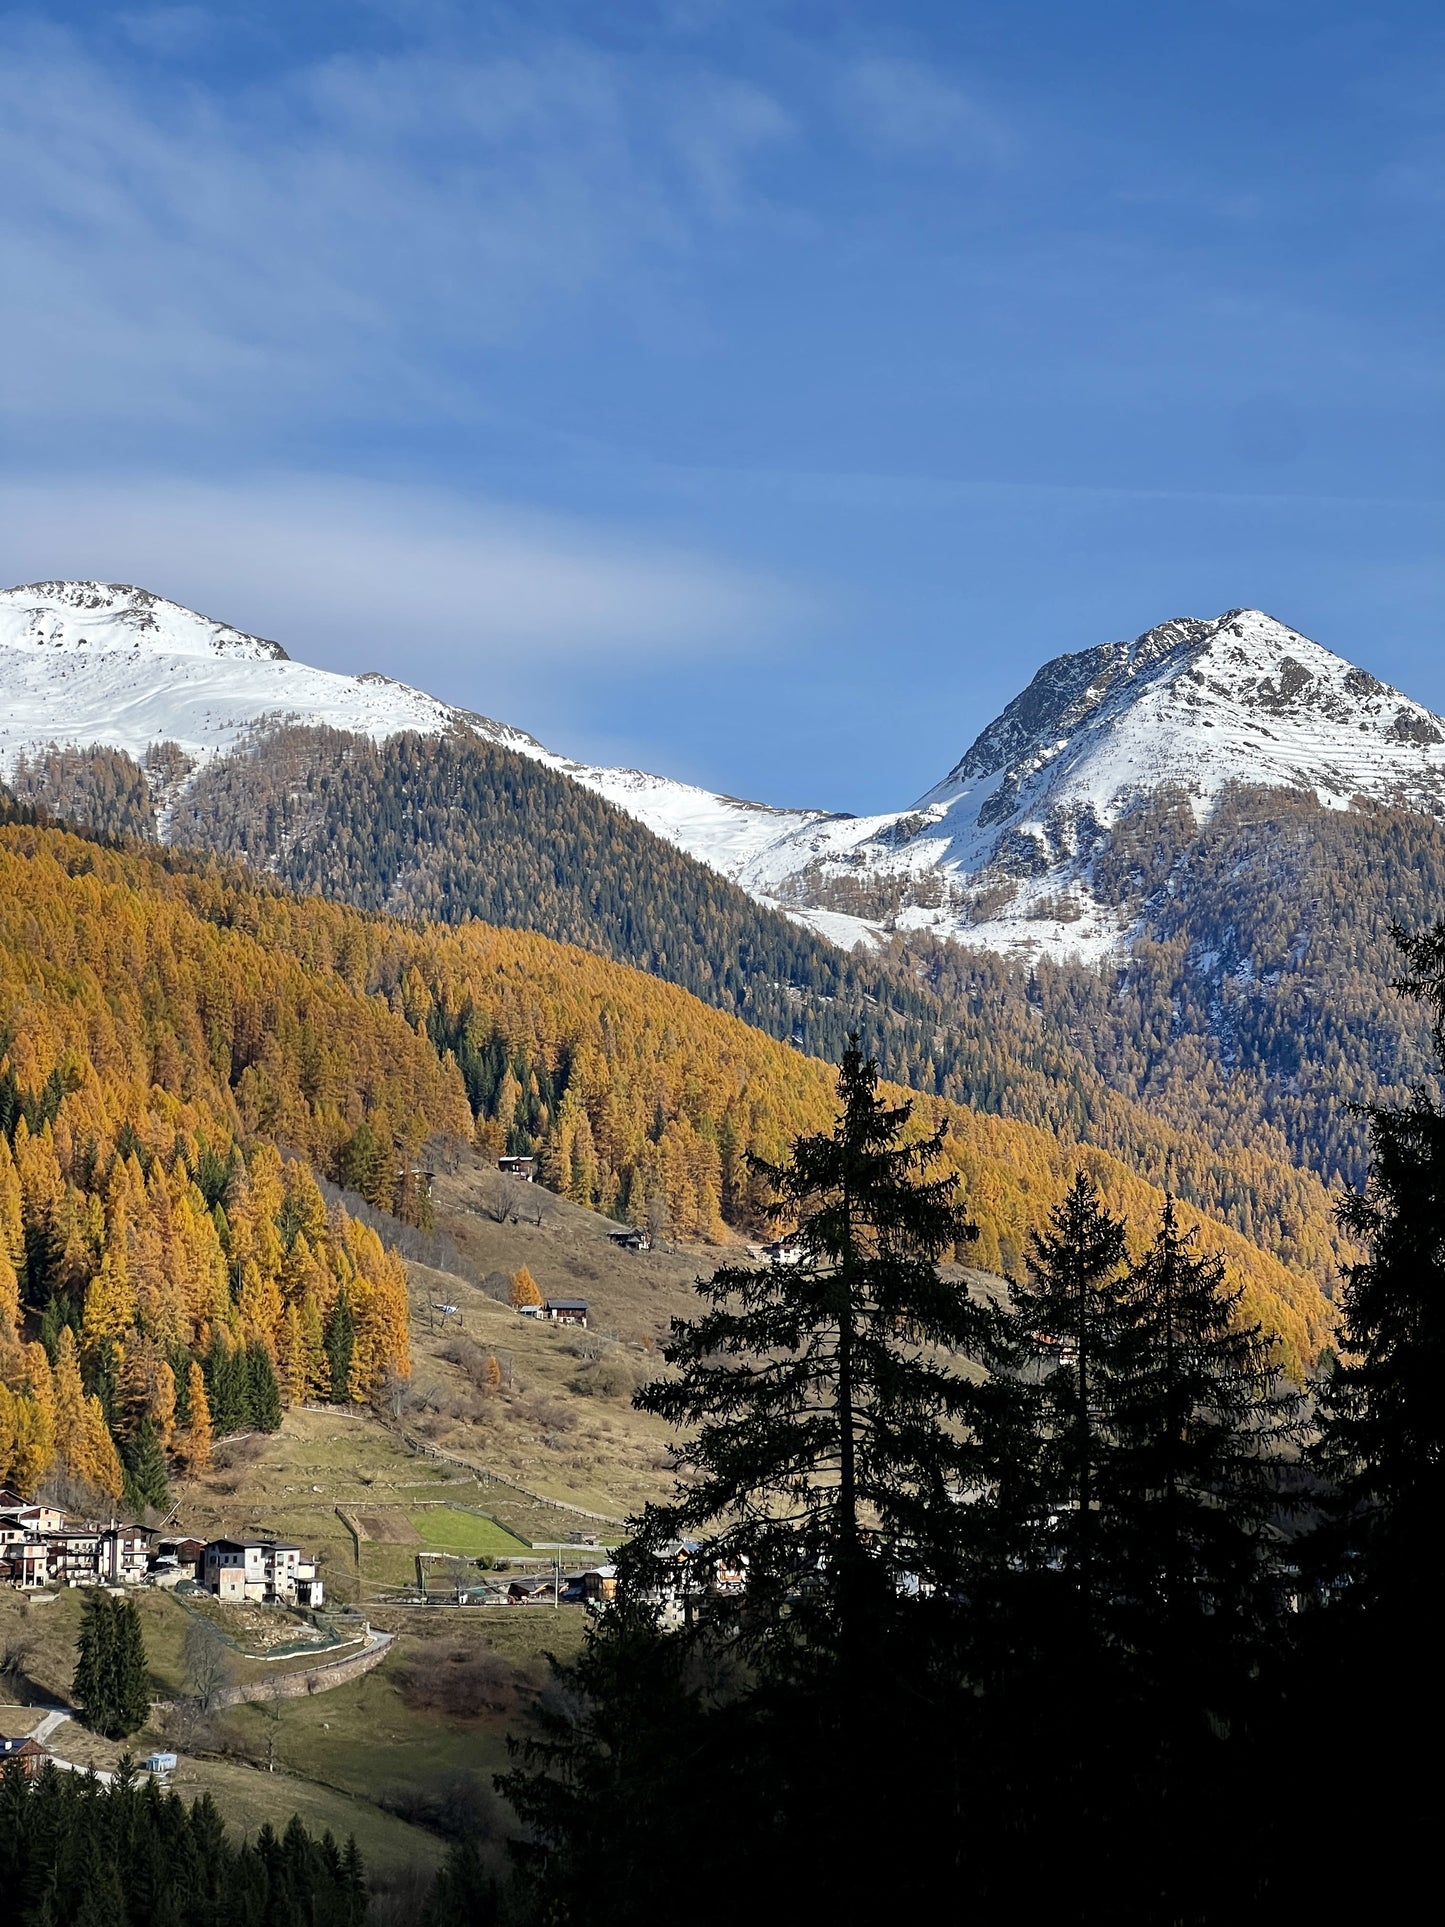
[1,581,290,662]
[711,608,1445,962]
[3,583,1442,968]
[922,607,1445,828]
[0,578,513,781]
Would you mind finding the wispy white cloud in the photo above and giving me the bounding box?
[665,76,795,219]
[0,21,790,435]
[114,8,218,59]
[0,472,822,683]
[836,56,1015,166]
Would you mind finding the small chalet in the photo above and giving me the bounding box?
[607,1227,651,1252]
[0,1736,48,1779]
[580,1565,618,1605]
[762,1232,808,1267]
[498,1155,535,1182]
[544,1299,589,1328]
[152,1537,207,1586]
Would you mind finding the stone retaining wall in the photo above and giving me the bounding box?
[217,1634,391,1706]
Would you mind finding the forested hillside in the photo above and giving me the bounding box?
[18,730,1386,1253]
[0,808,454,1501]
[0,804,1336,1514]
[169,724,957,1072]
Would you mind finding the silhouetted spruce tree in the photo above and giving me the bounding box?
[497,1590,779,1924]
[1314,922,1445,1609]
[1000,1171,1132,1615]
[1111,1199,1298,1685]
[1289,925,1445,1919]
[1101,1201,1298,1920]
[325,1290,355,1403]
[947,1177,1128,1902]
[122,1414,170,1513]
[631,1037,982,1648]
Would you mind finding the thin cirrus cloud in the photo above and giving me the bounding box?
[836,56,1017,166]
[0,21,791,435]
[0,475,823,678]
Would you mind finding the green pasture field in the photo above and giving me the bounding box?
[408,1507,531,1558]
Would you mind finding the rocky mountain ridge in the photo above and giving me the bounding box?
[4,582,1444,966]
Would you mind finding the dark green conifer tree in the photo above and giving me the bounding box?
[632,1037,982,1643]
[1315,922,1445,1608]
[1001,1171,1132,1611]
[246,1341,283,1432]
[324,1290,355,1404]
[203,1336,254,1436]
[73,1595,149,1738]
[71,1591,108,1732]
[339,1120,390,1207]
[1290,924,1445,1920]
[122,1414,171,1513]
[1111,1199,1297,1681]
[0,1761,364,1924]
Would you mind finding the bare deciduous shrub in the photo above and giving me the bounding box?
[395,1641,523,1718]
[163,1698,222,1754]
[184,1617,235,1713]
[522,1397,576,1434]
[440,1335,502,1394]
[0,1629,37,1702]
[380,1768,508,1844]
[478,1176,516,1225]
[570,1351,646,1401]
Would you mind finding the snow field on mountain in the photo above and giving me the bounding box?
[0,582,470,776]
[5,584,1445,970]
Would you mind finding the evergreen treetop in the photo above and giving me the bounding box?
[631,1039,983,1644]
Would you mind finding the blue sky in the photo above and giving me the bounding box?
[1,1,1440,809]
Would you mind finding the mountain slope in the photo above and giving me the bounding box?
[0,812,1337,1375]
[0,579,825,860]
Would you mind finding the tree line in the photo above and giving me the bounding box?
[0,1753,367,1927]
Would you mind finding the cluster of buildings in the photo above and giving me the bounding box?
[0,1494,149,1591]
[0,1489,322,1607]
